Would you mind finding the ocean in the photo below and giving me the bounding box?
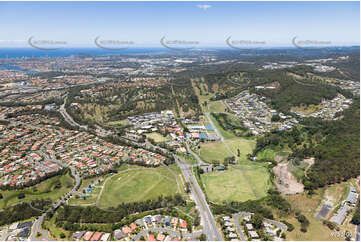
[0,48,171,58]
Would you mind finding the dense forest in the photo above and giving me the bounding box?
[252,70,342,113]
[0,199,51,226]
[255,97,360,190]
[304,98,360,189]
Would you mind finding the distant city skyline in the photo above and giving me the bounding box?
[0,1,359,48]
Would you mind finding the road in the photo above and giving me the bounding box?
[174,155,222,241]
[29,145,81,241]
[59,96,88,130]
[133,228,202,240]
[233,212,288,241]
[185,142,207,166]
[234,212,249,241]
[204,112,236,157]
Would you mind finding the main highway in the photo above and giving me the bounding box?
[174,155,223,241]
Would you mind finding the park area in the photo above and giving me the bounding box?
[0,172,74,210]
[201,165,271,203]
[199,141,233,164]
[199,137,255,164]
[145,132,171,143]
[97,165,182,208]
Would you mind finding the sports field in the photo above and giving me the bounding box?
[225,138,255,161]
[199,141,233,163]
[209,101,226,113]
[97,166,182,208]
[201,165,271,203]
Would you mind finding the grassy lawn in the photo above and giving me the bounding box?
[209,115,237,140]
[201,165,271,203]
[146,132,171,143]
[225,138,256,162]
[256,148,276,160]
[199,141,233,164]
[68,185,102,206]
[209,101,226,113]
[98,166,182,208]
[106,119,130,127]
[286,213,340,241]
[43,215,71,240]
[0,173,74,210]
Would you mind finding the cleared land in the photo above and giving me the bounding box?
[201,165,271,203]
[97,166,182,208]
[0,173,74,210]
[146,132,171,143]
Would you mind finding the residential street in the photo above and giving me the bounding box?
[133,228,202,240]
[29,144,81,241]
[234,212,249,241]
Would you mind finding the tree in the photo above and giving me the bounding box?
[185,182,191,193]
[0,193,3,199]
[251,213,263,229]
[237,149,241,157]
[199,234,207,241]
[271,114,281,122]
[60,233,66,239]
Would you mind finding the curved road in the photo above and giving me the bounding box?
[234,212,249,241]
[60,96,88,130]
[30,146,81,241]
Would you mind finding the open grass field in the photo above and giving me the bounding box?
[283,179,359,241]
[145,132,171,143]
[201,165,271,203]
[106,119,130,127]
[256,148,276,160]
[0,173,74,210]
[199,141,233,164]
[97,165,182,208]
[209,101,226,113]
[291,104,323,115]
[286,213,340,241]
[209,115,237,140]
[225,138,256,162]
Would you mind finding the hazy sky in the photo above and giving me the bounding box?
[0,1,359,47]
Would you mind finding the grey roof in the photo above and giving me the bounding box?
[17,228,30,238]
[346,191,359,204]
[350,186,357,193]
[114,229,125,239]
[17,221,33,229]
[330,204,351,225]
[73,231,85,239]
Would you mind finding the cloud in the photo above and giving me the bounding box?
[196,4,212,10]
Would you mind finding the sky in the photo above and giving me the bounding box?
[0,1,359,48]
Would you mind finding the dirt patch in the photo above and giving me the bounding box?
[303,157,315,178]
[273,162,304,195]
[274,155,286,163]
